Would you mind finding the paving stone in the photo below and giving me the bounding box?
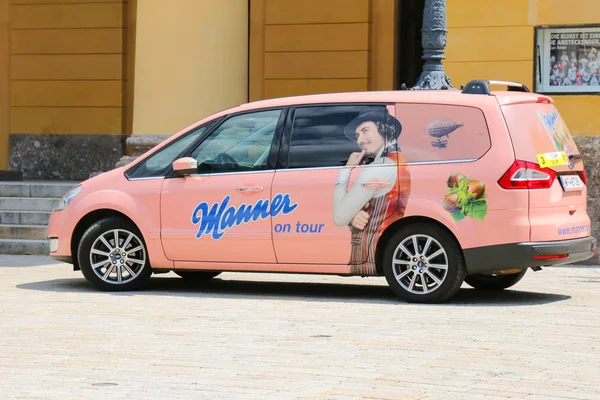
[0,257,599,399]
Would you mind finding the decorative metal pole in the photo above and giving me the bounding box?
[408,0,455,90]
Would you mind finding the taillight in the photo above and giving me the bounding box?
[532,254,568,260]
[498,160,556,189]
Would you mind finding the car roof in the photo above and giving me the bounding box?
[194,89,547,124]
[174,89,550,146]
[126,88,548,172]
[236,90,489,111]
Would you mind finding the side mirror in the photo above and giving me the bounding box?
[172,157,198,176]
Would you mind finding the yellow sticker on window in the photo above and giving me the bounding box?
[537,151,568,168]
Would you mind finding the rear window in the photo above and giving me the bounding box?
[501,103,579,164]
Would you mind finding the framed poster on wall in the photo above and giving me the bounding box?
[535,25,600,94]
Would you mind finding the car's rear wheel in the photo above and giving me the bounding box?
[383,223,465,303]
[465,269,527,290]
[174,271,221,282]
[77,217,151,291]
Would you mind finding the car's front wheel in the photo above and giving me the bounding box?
[77,217,151,291]
[383,223,466,303]
[465,269,527,290]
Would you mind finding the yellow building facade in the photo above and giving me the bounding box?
[0,0,250,179]
[445,0,600,137]
[0,0,599,178]
[1,0,131,177]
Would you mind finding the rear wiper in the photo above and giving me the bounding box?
[568,153,582,161]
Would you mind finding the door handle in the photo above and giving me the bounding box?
[236,185,264,193]
[361,181,390,189]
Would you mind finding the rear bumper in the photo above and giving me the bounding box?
[464,236,597,274]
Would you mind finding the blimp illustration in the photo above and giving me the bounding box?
[426,119,464,149]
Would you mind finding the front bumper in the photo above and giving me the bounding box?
[49,236,74,266]
[47,208,78,269]
[51,255,73,264]
[464,236,597,274]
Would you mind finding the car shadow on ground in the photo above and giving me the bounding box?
[16,275,571,307]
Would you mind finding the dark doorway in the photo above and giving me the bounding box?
[396,0,424,89]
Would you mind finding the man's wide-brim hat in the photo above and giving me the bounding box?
[344,107,402,141]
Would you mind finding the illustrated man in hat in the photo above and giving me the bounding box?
[332,107,411,275]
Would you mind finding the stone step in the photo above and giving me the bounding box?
[0,239,49,255]
[0,224,48,240]
[0,181,79,198]
[0,197,58,212]
[0,210,51,225]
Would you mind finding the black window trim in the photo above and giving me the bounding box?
[278,102,395,170]
[163,106,289,178]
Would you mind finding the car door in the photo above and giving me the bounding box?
[270,104,408,274]
[160,108,286,263]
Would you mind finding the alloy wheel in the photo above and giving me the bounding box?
[88,229,147,285]
[391,234,449,295]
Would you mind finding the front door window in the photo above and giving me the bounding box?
[190,109,282,174]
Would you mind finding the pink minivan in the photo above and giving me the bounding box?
[48,80,596,303]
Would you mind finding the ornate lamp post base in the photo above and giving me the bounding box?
[403,0,455,91]
[404,71,454,90]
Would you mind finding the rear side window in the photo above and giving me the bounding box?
[288,105,397,169]
[395,104,491,163]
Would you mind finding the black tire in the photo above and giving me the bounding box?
[383,223,466,303]
[465,269,527,290]
[77,217,152,291]
[174,271,221,282]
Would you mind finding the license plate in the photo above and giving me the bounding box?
[559,175,585,191]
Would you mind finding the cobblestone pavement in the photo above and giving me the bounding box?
[1,255,599,400]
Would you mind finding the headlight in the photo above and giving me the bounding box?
[54,185,82,211]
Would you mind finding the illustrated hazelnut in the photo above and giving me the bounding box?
[467,180,485,199]
[447,173,466,188]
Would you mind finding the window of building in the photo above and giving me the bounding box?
[535,25,600,94]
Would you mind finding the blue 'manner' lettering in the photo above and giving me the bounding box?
[191,193,298,240]
[558,225,590,236]
[543,110,558,131]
